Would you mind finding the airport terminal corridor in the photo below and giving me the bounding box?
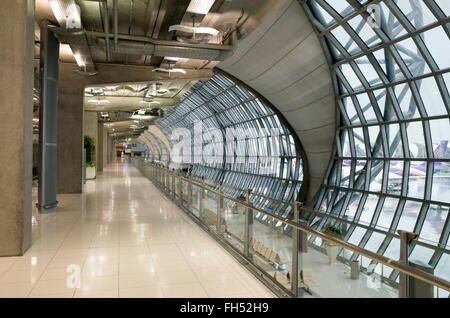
[0,161,275,298]
[1,0,449,301]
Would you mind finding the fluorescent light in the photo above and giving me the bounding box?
[131,114,153,120]
[165,57,180,62]
[187,0,215,15]
[168,24,219,36]
[153,68,187,75]
[140,101,161,106]
[74,52,85,67]
[88,98,110,104]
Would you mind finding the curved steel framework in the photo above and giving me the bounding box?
[301,0,449,291]
[155,71,305,218]
[142,131,170,166]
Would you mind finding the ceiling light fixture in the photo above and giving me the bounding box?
[131,113,153,120]
[140,101,161,106]
[73,52,86,68]
[165,57,180,62]
[152,68,187,75]
[186,0,215,15]
[168,25,219,36]
[88,98,110,104]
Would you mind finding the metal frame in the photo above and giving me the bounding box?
[154,70,306,219]
[302,0,450,288]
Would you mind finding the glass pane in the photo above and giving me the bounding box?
[419,204,448,244]
[396,201,422,232]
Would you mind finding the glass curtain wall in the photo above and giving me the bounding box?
[302,0,449,289]
[156,71,305,218]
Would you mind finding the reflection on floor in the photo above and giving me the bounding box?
[0,162,276,298]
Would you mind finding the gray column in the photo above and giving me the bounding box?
[97,122,105,172]
[0,0,34,256]
[103,129,108,167]
[83,111,98,163]
[107,135,111,164]
[37,20,59,213]
[57,65,84,193]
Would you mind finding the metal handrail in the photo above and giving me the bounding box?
[140,160,450,292]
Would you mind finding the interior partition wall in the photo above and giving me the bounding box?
[301,0,449,291]
[155,70,307,219]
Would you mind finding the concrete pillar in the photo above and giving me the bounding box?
[57,64,84,193]
[83,111,98,163]
[103,130,108,168]
[0,0,35,256]
[107,135,114,164]
[97,122,105,172]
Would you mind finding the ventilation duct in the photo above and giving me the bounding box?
[48,0,97,75]
[95,38,233,61]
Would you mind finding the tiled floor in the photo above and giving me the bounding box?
[0,161,276,298]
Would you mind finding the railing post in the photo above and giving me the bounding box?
[158,166,161,185]
[172,169,175,199]
[188,174,193,211]
[164,167,168,191]
[244,189,253,257]
[199,177,205,221]
[178,173,183,206]
[291,201,302,297]
[216,181,223,234]
[398,230,418,298]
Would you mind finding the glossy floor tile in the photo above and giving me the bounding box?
[0,161,276,298]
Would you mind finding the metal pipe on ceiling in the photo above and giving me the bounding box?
[98,38,232,61]
[113,0,118,50]
[87,30,233,50]
[101,0,111,62]
[91,36,233,61]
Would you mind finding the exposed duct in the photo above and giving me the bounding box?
[50,26,97,74]
[47,0,97,75]
[94,37,233,61]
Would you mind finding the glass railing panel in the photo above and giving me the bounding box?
[174,175,180,200]
[221,199,246,253]
[249,215,293,291]
[295,233,397,298]
[190,183,201,218]
[200,187,218,233]
[167,171,172,194]
[181,178,189,207]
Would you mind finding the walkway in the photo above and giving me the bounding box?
[0,161,275,298]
